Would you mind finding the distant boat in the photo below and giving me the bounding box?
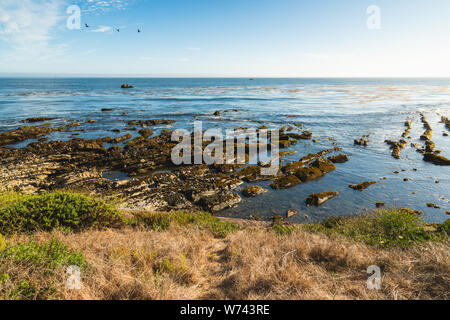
[249,78,254,80]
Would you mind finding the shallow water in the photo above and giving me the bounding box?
[0,77,449,223]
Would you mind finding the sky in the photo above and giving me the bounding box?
[0,0,449,77]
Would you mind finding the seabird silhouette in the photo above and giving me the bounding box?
[138,29,141,33]
[116,28,120,32]
[85,23,89,28]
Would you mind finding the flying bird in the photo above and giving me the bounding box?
[138,29,141,33]
[116,28,120,32]
[85,23,89,28]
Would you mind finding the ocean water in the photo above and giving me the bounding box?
[0,77,449,223]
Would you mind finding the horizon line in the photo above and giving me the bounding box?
[1,73,450,79]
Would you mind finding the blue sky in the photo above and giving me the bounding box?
[0,0,449,77]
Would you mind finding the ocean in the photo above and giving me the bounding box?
[1,77,449,223]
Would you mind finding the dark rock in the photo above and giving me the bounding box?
[376,202,385,208]
[242,185,267,197]
[127,119,175,127]
[385,140,406,159]
[286,209,297,218]
[121,84,134,89]
[138,128,153,138]
[349,181,377,191]
[235,165,278,182]
[354,135,369,146]
[20,117,57,123]
[327,154,349,163]
[310,158,336,174]
[427,203,441,209]
[306,191,339,207]
[0,123,80,146]
[423,153,450,166]
[270,175,302,189]
[213,111,221,116]
[101,108,113,112]
[294,167,324,182]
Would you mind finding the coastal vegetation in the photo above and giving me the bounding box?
[0,191,448,300]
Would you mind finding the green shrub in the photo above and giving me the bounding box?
[0,192,125,235]
[304,208,445,248]
[438,219,450,234]
[0,238,85,271]
[272,223,298,236]
[0,191,26,210]
[0,238,85,300]
[131,211,239,238]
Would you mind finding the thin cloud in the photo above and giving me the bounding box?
[0,0,63,45]
[91,26,111,33]
[0,0,67,62]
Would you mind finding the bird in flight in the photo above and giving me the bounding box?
[138,29,141,33]
[85,23,89,28]
[116,28,120,32]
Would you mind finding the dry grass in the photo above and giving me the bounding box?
[2,223,448,300]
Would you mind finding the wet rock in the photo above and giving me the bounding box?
[446,211,450,215]
[286,209,297,218]
[354,135,369,146]
[385,140,406,159]
[420,130,433,141]
[349,181,377,191]
[270,175,302,189]
[328,154,349,163]
[101,108,113,112]
[138,128,153,138]
[400,208,422,215]
[376,202,385,208]
[111,129,121,133]
[294,166,324,182]
[0,123,80,146]
[242,185,267,197]
[298,131,312,140]
[444,132,449,137]
[88,119,96,123]
[213,111,221,116]
[20,117,57,123]
[299,153,320,165]
[281,161,305,174]
[441,116,450,130]
[127,119,176,127]
[121,84,134,88]
[423,153,450,166]
[285,131,312,140]
[278,139,297,148]
[427,203,441,209]
[306,191,338,207]
[197,192,241,212]
[310,158,336,174]
[107,133,133,144]
[424,140,436,153]
[234,165,278,182]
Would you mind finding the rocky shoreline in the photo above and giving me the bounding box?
[0,111,449,220]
